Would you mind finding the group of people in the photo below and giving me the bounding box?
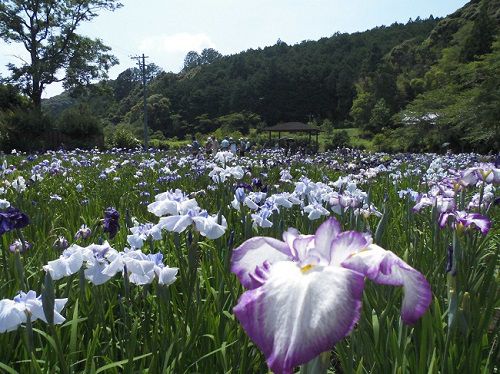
[191,136,251,157]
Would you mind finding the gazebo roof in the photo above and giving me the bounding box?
[263,122,321,133]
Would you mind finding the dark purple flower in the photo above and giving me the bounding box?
[252,178,262,189]
[252,178,268,193]
[236,182,253,191]
[103,207,120,239]
[0,207,30,235]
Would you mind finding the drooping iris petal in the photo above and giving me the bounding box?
[457,212,491,235]
[147,200,178,217]
[233,261,365,374]
[23,293,68,325]
[85,262,113,285]
[231,237,292,289]
[341,244,431,324]
[192,215,227,239]
[156,266,179,285]
[127,234,144,249]
[438,212,453,229]
[125,257,156,285]
[156,215,193,233]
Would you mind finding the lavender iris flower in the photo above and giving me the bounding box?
[0,291,67,332]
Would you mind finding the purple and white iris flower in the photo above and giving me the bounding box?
[231,218,431,374]
[438,211,491,235]
[0,291,67,333]
[231,188,261,211]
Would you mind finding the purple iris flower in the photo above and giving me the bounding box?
[53,236,70,251]
[103,207,120,239]
[0,207,30,235]
[252,177,268,193]
[438,211,491,235]
[231,218,431,374]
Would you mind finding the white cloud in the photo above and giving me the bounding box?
[139,32,215,55]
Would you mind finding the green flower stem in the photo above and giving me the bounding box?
[299,351,331,374]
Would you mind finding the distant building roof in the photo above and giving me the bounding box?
[401,112,440,125]
[263,122,321,133]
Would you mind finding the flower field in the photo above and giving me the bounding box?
[0,148,498,373]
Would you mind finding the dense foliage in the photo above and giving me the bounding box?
[355,0,500,153]
[42,16,441,147]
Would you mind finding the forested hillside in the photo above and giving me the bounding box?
[3,0,499,152]
[352,0,500,152]
[42,15,440,143]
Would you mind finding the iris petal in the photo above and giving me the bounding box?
[341,244,432,324]
[313,218,341,260]
[329,231,370,267]
[233,261,364,374]
[0,300,26,332]
[231,237,292,289]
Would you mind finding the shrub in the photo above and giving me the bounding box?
[4,108,53,151]
[56,105,103,148]
[325,130,350,150]
[106,125,141,149]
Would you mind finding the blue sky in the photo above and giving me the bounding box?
[0,0,468,97]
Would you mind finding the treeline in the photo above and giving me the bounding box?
[3,0,499,152]
[42,15,439,150]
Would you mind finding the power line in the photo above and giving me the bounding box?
[131,54,149,150]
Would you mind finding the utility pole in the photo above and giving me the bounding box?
[131,54,149,150]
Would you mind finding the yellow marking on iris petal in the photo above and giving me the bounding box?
[300,264,314,273]
[347,246,369,260]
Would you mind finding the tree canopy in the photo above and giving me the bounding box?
[0,0,122,108]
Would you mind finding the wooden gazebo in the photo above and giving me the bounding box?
[263,121,321,146]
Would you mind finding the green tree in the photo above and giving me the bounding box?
[146,94,172,134]
[183,51,201,71]
[200,48,222,65]
[350,89,375,127]
[0,0,121,109]
[460,1,496,62]
[368,98,392,134]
